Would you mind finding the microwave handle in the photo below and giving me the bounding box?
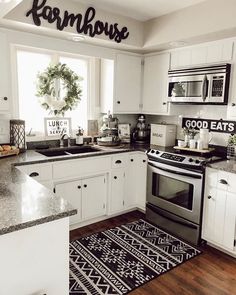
[202,75,208,102]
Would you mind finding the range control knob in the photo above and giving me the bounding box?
[151,150,155,153]
[189,158,193,162]
[155,150,160,154]
[195,160,200,164]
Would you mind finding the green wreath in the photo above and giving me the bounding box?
[36,63,83,116]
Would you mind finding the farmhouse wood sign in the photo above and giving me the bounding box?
[26,0,130,43]
[182,117,236,133]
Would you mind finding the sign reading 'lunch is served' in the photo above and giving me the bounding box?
[182,117,236,134]
[26,0,130,43]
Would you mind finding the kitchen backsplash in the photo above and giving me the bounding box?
[0,116,10,144]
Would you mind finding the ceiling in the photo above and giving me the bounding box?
[75,0,207,21]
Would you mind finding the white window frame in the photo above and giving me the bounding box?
[11,44,92,140]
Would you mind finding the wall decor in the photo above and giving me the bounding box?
[182,117,236,133]
[26,0,130,43]
[44,117,71,137]
[36,63,82,116]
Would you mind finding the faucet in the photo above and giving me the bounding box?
[60,130,70,147]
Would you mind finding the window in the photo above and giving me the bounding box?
[16,47,88,136]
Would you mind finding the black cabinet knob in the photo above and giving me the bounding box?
[208,195,212,199]
[77,185,81,189]
[29,172,39,177]
[117,101,121,104]
[114,176,117,179]
[130,159,134,162]
[143,160,146,163]
[163,102,167,105]
[232,103,236,106]
[3,97,8,101]
[84,184,87,188]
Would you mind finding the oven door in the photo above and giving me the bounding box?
[147,160,203,224]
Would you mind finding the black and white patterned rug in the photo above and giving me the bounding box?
[69,219,201,294]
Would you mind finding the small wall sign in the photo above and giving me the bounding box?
[44,117,71,137]
[26,0,130,43]
[182,117,236,134]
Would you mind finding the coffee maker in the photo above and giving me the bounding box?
[132,114,150,144]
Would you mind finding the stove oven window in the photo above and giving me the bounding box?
[152,173,193,210]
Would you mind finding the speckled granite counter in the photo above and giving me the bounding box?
[207,159,236,174]
[0,144,148,236]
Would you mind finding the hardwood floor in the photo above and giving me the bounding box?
[70,211,236,295]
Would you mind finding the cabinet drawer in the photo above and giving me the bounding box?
[112,154,128,168]
[17,163,53,181]
[53,156,111,179]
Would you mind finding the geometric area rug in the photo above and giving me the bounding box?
[69,219,201,294]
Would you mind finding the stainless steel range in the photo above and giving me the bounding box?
[146,148,222,245]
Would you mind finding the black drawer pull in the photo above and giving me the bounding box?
[219,179,228,185]
[84,184,87,188]
[115,160,122,164]
[114,176,117,179]
[3,97,8,101]
[29,172,39,177]
[78,185,81,189]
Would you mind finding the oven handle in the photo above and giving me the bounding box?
[148,161,202,179]
[147,203,198,229]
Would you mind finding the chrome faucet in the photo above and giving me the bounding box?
[60,130,70,147]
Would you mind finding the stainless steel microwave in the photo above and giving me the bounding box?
[167,63,231,104]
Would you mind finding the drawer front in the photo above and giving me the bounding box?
[217,171,229,191]
[227,172,236,193]
[112,154,129,169]
[206,167,218,188]
[53,156,111,179]
[27,164,53,181]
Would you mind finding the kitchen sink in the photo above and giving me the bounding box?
[36,146,103,157]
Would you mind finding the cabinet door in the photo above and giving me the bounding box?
[82,175,107,220]
[223,192,236,250]
[0,32,10,112]
[114,54,141,113]
[136,154,147,210]
[143,53,170,114]
[55,180,82,225]
[125,155,138,209]
[110,169,125,214]
[214,189,227,244]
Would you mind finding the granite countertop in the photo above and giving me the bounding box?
[207,159,236,174]
[0,143,149,236]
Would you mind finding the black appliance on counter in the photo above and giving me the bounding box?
[132,114,150,144]
[146,147,224,245]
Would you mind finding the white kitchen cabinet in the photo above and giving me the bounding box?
[55,180,82,225]
[82,175,107,220]
[0,32,10,112]
[142,53,170,115]
[55,174,107,225]
[100,53,142,114]
[170,39,233,69]
[202,167,236,256]
[110,169,126,214]
[125,153,147,210]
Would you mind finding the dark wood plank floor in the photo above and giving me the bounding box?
[70,211,236,295]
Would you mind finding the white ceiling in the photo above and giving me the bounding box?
[75,0,207,21]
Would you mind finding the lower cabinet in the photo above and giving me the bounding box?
[202,167,236,256]
[110,169,126,214]
[55,174,107,225]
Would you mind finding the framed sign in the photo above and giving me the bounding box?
[182,117,236,134]
[44,117,72,137]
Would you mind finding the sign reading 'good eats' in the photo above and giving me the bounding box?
[182,117,236,134]
[26,0,130,43]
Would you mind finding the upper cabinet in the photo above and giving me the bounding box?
[100,53,142,114]
[142,53,170,115]
[170,39,234,69]
[0,32,10,113]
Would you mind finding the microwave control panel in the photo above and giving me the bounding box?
[211,76,224,97]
